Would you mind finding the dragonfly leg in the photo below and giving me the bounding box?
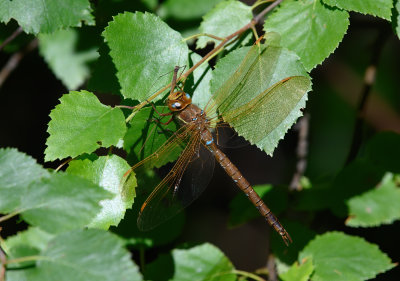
[148,101,173,117]
[148,116,174,126]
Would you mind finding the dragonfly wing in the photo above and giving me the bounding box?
[137,133,215,231]
[220,76,311,154]
[204,38,311,154]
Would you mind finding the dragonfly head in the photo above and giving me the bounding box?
[167,90,192,112]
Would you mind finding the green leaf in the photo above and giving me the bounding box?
[5,227,54,252]
[38,29,99,90]
[66,155,134,229]
[45,90,126,161]
[7,229,142,281]
[162,0,223,20]
[299,232,395,281]
[188,52,213,110]
[394,1,400,39]
[346,173,400,227]
[264,0,349,71]
[280,258,314,281]
[196,0,253,49]
[228,184,287,227]
[209,45,256,121]
[19,173,112,233]
[0,0,94,35]
[103,12,188,101]
[322,0,393,20]
[210,41,311,155]
[0,148,48,213]
[124,106,180,165]
[210,46,249,105]
[0,0,13,24]
[171,243,236,281]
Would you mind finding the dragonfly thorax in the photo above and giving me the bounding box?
[167,90,192,112]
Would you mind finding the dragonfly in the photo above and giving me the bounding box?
[123,39,311,246]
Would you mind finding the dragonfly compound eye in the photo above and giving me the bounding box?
[172,102,182,109]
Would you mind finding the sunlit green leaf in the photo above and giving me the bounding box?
[45,91,126,161]
[210,46,249,110]
[264,0,349,71]
[0,148,48,213]
[103,12,188,101]
[19,173,112,233]
[39,29,99,90]
[0,1,13,24]
[211,41,311,155]
[394,1,400,39]
[171,243,236,281]
[0,0,94,34]
[188,52,213,110]
[5,227,54,253]
[280,258,314,281]
[162,0,223,20]
[67,155,134,229]
[322,0,393,20]
[228,184,287,227]
[196,0,253,49]
[299,232,395,281]
[7,229,142,281]
[346,173,400,227]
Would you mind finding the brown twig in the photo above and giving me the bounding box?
[290,113,310,191]
[266,254,278,281]
[125,0,284,122]
[55,157,73,172]
[0,246,5,281]
[346,29,389,164]
[0,38,38,89]
[0,27,23,52]
[253,0,283,23]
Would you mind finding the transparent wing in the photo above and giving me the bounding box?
[202,37,311,154]
[122,121,215,231]
[137,135,215,231]
[222,76,309,125]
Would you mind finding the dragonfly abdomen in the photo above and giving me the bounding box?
[206,141,292,246]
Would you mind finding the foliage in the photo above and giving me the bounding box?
[0,0,399,280]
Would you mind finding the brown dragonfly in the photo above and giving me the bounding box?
[123,41,310,246]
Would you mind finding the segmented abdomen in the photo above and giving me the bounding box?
[205,139,292,245]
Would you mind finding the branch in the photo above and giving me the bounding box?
[346,29,390,164]
[266,254,278,281]
[0,38,38,89]
[126,0,284,122]
[253,0,283,23]
[0,27,23,52]
[290,113,310,191]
